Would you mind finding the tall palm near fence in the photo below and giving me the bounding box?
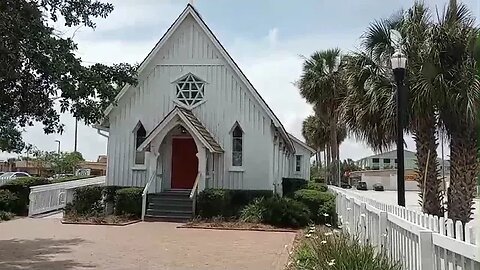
[297,49,348,185]
[341,3,444,216]
[432,1,480,224]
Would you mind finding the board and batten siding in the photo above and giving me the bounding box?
[106,14,276,190]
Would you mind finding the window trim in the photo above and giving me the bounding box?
[230,122,244,168]
[133,121,147,167]
[295,155,302,173]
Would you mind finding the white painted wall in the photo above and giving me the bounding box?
[105,14,292,190]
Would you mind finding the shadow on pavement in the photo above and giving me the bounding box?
[0,238,95,269]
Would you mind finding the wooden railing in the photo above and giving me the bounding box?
[28,176,105,216]
[329,186,479,270]
[141,173,157,221]
[190,172,201,216]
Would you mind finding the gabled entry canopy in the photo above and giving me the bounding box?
[138,106,223,153]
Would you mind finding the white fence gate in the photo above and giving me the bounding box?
[329,186,479,270]
[28,176,105,216]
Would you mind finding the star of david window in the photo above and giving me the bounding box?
[175,73,205,107]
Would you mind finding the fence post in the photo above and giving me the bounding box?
[379,211,387,249]
[360,202,367,243]
[419,230,434,270]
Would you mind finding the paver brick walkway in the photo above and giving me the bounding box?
[0,218,295,270]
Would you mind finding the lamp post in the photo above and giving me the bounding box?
[54,140,61,155]
[391,51,407,207]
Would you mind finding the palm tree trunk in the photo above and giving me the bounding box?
[448,120,477,224]
[317,148,322,169]
[326,144,331,183]
[330,115,339,185]
[413,114,443,216]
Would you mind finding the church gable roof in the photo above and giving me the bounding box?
[103,4,294,151]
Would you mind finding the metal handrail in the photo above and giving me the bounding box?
[189,172,201,199]
[141,173,156,221]
[190,172,201,216]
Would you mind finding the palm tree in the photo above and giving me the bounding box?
[298,49,348,185]
[341,3,445,216]
[302,114,328,168]
[432,1,480,223]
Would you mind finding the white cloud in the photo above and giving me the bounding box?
[10,2,451,163]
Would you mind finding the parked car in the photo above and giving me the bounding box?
[341,183,352,189]
[356,181,368,190]
[373,183,384,191]
[0,172,31,180]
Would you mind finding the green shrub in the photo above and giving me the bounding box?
[239,198,265,223]
[0,177,51,215]
[114,187,142,217]
[0,211,14,221]
[293,227,401,270]
[261,196,310,228]
[282,178,307,197]
[294,189,335,224]
[69,186,103,215]
[0,190,19,212]
[197,189,230,218]
[103,186,122,203]
[197,189,273,218]
[306,182,328,192]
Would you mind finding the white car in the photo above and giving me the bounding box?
[0,172,31,180]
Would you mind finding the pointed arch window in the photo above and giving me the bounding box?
[175,73,205,107]
[134,123,147,165]
[232,124,243,167]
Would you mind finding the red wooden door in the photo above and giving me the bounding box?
[171,138,198,189]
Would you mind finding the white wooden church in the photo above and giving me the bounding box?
[96,4,314,219]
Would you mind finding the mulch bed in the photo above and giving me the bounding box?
[62,215,140,226]
[179,220,299,233]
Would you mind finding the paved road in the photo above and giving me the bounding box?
[0,218,295,270]
[349,189,479,223]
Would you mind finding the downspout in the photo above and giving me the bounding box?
[97,129,109,138]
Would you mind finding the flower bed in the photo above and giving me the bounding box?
[62,213,139,226]
[286,225,401,270]
[181,218,298,232]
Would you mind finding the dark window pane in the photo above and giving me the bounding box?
[372,158,379,163]
[135,151,145,165]
[383,158,390,163]
[233,125,242,137]
[232,152,242,166]
[233,138,242,151]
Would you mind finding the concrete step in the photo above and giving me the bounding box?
[146,209,192,218]
[144,215,190,223]
[147,202,192,212]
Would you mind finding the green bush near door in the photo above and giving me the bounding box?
[294,189,336,224]
[196,189,273,218]
[114,187,143,217]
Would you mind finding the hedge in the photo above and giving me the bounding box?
[307,182,328,192]
[197,189,273,218]
[294,189,336,224]
[68,186,104,215]
[114,187,142,217]
[0,177,51,215]
[0,190,19,213]
[241,196,310,228]
[282,177,307,197]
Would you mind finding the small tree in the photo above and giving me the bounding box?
[51,152,85,175]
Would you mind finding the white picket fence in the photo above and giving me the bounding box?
[329,186,479,270]
[28,176,105,216]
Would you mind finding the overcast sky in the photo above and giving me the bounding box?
[2,0,478,161]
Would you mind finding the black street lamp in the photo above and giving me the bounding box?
[391,51,407,207]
